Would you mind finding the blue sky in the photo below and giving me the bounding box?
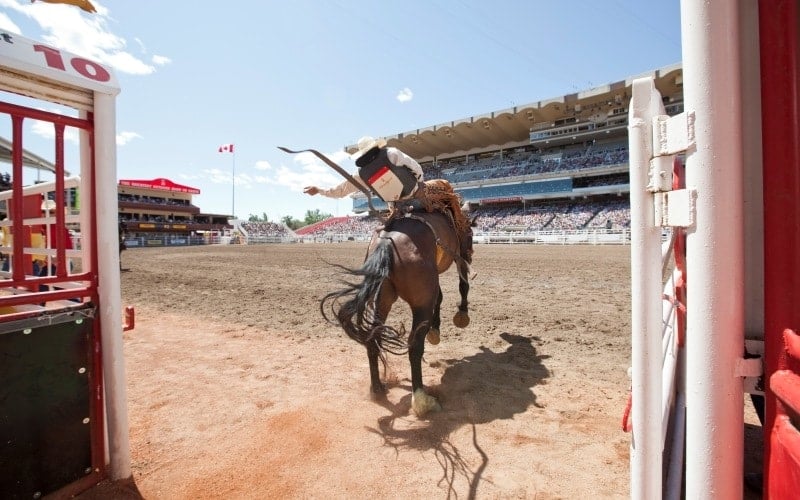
[0,0,681,221]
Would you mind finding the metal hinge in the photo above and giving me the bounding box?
[653,111,696,156]
[646,111,696,194]
[654,189,696,228]
[742,339,765,395]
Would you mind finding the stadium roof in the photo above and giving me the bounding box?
[346,63,683,163]
[0,135,64,174]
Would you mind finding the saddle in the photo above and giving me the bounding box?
[384,180,474,265]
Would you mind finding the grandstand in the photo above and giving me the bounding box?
[116,178,232,247]
[107,64,682,247]
[330,63,684,244]
[295,215,382,242]
[111,63,682,247]
[237,220,295,243]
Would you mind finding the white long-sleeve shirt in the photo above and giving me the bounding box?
[317,147,424,199]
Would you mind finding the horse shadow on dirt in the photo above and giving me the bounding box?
[366,331,550,498]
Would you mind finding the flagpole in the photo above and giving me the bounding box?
[218,143,235,219]
[231,151,235,219]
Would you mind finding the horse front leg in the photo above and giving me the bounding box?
[410,307,441,416]
[452,264,471,328]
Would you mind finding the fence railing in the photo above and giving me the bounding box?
[121,228,635,247]
[474,228,630,245]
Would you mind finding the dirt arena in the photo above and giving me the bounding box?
[79,242,761,499]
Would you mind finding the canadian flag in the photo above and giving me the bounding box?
[218,143,234,153]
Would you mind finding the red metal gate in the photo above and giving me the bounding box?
[759,1,800,497]
[0,100,104,497]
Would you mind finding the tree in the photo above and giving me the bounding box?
[281,215,301,230]
[304,209,330,226]
[247,212,270,222]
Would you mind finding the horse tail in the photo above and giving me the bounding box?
[320,237,407,354]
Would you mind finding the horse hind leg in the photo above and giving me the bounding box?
[409,307,441,416]
[366,281,396,397]
[452,263,471,328]
[426,287,443,345]
[412,388,441,417]
[366,341,385,397]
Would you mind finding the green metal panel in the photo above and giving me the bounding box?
[0,308,96,498]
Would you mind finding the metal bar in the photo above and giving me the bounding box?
[0,100,91,130]
[53,122,67,278]
[681,1,745,497]
[92,95,131,480]
[665,392,687,500]
[628,76,666,500]
[10,114,25,283]
[758,1,800,494]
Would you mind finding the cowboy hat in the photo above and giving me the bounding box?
[351,136,387,160]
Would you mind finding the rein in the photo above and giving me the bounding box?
[277,146,378,214]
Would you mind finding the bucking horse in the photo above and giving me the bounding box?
[280,146,475,416]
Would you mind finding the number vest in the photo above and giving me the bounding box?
[356,147,418,202]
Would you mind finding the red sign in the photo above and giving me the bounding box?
[119,178,200,194]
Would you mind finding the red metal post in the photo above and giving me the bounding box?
[759,0,800,497]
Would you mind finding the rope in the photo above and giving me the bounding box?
[621,392,633,432]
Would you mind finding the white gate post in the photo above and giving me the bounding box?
[628,77,666,500]
[93,92,131,480]
[680,1,745,498]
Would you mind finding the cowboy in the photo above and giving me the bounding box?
[303,136,473,265]
[303,136,423,202]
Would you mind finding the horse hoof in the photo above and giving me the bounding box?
[370,382,387,398]
[453,310,470,328]
[427,328,440,345]
[412,388,441,417]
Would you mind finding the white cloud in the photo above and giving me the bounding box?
[185,167,252,189]
[116,131,141,146]
[264,150,351,192]
[237,172,254,185]
[30,118,79,143]
[152,54,171,66]
[182,150,350,194]
[396,87,413,103]
[200,167,231,185]
[2,0,162,76]
[0,12,21,33]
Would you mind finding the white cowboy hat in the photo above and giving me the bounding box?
[351,136,387,160]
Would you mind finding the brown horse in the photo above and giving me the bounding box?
[321,211,473,416]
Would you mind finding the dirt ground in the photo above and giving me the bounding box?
[76,242,763,499]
